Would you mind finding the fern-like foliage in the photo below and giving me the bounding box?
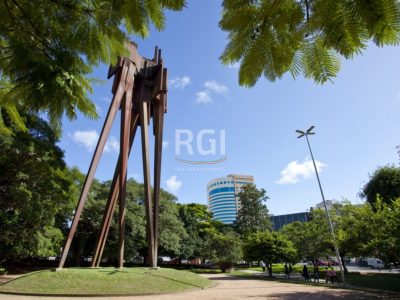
[0,0,186,135]
[220,0,400,87]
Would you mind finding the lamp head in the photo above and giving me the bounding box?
[296,129,305,138]
[306,126,315,134]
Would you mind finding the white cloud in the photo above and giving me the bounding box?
[165,175,182,193]
[162,141,170,150]
[169,76,191,90]
[196,91,212,104]
[196,80,229,104]
[204,80,228,94]
[104,136,119,153]
[72,130,99,152]
[277,158,327,184]
[71,130,119,153]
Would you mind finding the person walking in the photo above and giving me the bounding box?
[325,267,331,283]
[284,263,290,279]
[260,261,266,272]
[313,264,320,283]
[330,267,337,284]
[302,265,310,282]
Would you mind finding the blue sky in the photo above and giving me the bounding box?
[59,1,400,215]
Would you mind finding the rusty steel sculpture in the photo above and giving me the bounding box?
[58,41,167,269]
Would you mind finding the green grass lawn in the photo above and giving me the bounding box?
[229,268,400,294]
[345,273,400,293]
[0,267,210,295]
[190,268,222,274]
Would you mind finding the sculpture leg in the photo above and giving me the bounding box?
[152,101,164,263]
[92,113,139,267]
[91,164,120,267]
[118,89,132,268]
[140,101,155,267]
[58,66,128,269]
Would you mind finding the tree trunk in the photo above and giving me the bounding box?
[220,263,234,273]
[267,263,273,277]
[340,253,348,274]
[71,237,81,266]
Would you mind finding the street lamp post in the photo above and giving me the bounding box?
[296,126,346,284]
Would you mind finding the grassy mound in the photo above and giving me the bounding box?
[0,267,211,296]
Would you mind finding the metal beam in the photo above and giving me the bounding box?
[92,113,139,267]
[140,100,155,267]
[58,64,128,269]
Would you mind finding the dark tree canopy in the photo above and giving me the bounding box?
[207,231,242,272]
[71,176,186,264]
[220,0,400,87]
[0,113,76,259]
[361,165,400,206]
[177,203,212,260]
[243,231,296,276]
[0,0,185,134]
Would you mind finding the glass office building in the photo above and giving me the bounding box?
[270,212,310,231]
[207,174,254,224]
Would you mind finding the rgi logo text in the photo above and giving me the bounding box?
[175,129,226,164]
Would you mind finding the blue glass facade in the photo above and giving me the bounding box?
[270,212,310,231]
[207,174,254,224]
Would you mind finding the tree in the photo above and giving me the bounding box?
[281,219,331,266]
[355,198,400,264]
[0,0,186,133]
[235,184,271,236]
[282,204,363,273]
[360,165,400,206]
[157,190,187,258]
[69,177,187,265]
[72,178,112,265]
[177,203,212,262]
[243,231,296,277]
[207,231,242,272]
[327,202,365,273]
[0,113,76,260]
[220,0,400,87]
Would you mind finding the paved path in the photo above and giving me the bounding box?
[346,266,400,274]
[0,273,398,300]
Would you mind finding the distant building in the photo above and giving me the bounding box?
[315,199,337,211]
[314,200,340,210]
[207,174,254,224]
[270,212,310,231]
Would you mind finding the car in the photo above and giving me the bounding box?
[366,258,385,269]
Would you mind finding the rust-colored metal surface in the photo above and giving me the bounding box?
[91,113,139,268]
[58,41,167,269]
